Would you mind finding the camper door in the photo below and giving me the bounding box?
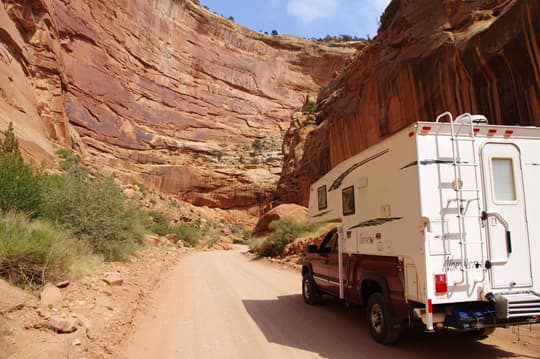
[481,143,533,289]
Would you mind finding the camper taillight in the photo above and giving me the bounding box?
[435,274,448,294]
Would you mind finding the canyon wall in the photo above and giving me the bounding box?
[0,0,69,163]
[0,0,356,211]
[277,0,540,206]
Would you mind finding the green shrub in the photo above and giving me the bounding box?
[55,148,86,178]
[147,210,172,235]
[0,123,42,216]
[0,212,93,288]
[256,217,311,257]
[171,222,200,247]
[40,175,143,261]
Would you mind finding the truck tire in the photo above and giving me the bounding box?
[302,273,320,305]
[367,292,401,344]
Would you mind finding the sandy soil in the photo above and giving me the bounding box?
[119,246,540,359]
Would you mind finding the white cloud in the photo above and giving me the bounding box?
[286,0,340,23]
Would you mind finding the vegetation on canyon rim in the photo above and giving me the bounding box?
[0,122,244,288]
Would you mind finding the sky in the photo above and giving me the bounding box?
[199,0,391,39]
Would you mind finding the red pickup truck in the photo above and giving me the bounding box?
[302,228,412,344]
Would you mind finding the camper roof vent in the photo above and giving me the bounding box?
[455,113,488,124]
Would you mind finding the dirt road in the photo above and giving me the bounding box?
[120,246,539,359]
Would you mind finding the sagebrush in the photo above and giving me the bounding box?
[0,212,93,288]
[40,175,144,261]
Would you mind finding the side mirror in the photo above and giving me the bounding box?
[307,245,318,253]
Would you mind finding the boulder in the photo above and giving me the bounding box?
[252,204,308,237]
[48,316,79,333]
[102,272,124,286]
[40,284,63,308]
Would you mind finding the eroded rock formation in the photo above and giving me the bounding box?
[0,0,356,211]
[277,0,540,206]
[0,0,69,163]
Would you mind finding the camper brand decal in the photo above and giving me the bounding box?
[329,149,389,191]
[349,217,403,229]
[443,256,482,272]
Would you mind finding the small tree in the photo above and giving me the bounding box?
[271,30,278,36]
[1,122,21,157]
[0,122,42,216]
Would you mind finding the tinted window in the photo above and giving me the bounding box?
[342,186,355,215]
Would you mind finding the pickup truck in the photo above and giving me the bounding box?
[301,227,406,344]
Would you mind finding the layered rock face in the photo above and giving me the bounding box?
[278,0,540,206]
[0,0,69,163]
[0,0,355,211]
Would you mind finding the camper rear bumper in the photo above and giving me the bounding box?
[413,301,540,332]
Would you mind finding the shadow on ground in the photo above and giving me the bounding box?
[243,294,530,359]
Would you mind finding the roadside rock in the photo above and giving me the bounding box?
[40,285,63,308]
[55,280,70,288]
[102,273,124,286]
[48,316,79,333]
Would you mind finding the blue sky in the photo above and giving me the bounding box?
[199,0,391,39]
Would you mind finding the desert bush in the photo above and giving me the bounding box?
[0,212,93,288]
[0,122,42,216]
[40,175,144,261]
[254,217,311,257]
[171,222,200,247]
[147,210,173,235]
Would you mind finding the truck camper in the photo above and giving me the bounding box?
[302,112,540,343]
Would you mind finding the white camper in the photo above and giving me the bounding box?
[302,112,540,343]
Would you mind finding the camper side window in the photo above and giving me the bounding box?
[318,185,327,210]
[342,186,355,216]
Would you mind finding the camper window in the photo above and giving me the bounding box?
[491,158,517,202]
[342,186,355,215]
[318,185,327,210]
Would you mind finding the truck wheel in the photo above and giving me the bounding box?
[302,273,320,305]
[367,292,401,344]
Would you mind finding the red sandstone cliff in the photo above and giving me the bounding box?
[0,0,356,211]
[0,0,69,162]
[277,0,540,206]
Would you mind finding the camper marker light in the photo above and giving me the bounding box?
[427,299,433,313]
[435,274,448,293]
[505,130,514,136]
[488,128,497,134]
[473,128,480,133]
[422,126,432,132]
